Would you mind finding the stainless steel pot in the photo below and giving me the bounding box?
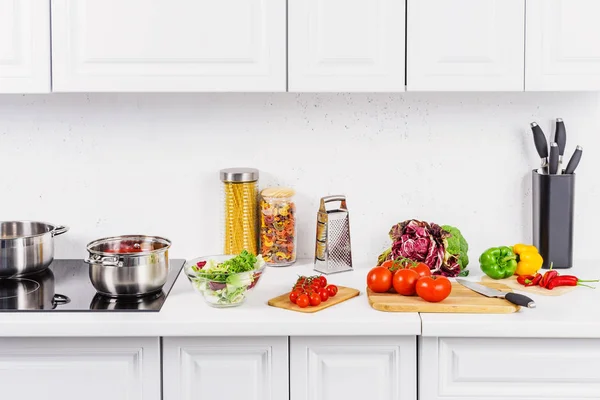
[84,235,171,297]
[0,268,70,310]
[0,221,69,277]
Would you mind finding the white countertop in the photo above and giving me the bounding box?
[421,260,600,338]
[1,259,598,338]
[0,260,420,337]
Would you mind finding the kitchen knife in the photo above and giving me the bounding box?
[554,118,567,173]
[564,145,583,174]
[530,122,549,173]
[548,142,559,175]
[457,279,536,309]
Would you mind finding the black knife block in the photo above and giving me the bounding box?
[532,170,575,269]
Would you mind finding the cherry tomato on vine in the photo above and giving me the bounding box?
[296,294,309,308]
[326,284,338,297]
[411,263,432,278]
[318,276,328,288]
[289,290,301,304]
[366,267,393,293]
[318,288,329,302]
[309,292,322,306]
[392,269,420,296]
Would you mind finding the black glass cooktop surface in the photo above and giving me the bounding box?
[0,259,184,312]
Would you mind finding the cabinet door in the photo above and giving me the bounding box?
[421,336,600,400]
[0,337,160,400]
[526,0,600,90]
[290,336,416,400]
[0,0,50,93]
[288,0,405,92]
[407,0,524,91]
[163,337,289,400]
[51,0,286,92]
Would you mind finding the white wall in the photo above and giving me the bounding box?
[0,93,598,269]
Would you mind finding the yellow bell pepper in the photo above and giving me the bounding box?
[512,243,543,276]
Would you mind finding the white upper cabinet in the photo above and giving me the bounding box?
[526,0,600,91]
[50,0,286,92]
[0,0,50,93]
[288,0,405,92]
[407,0,525,91]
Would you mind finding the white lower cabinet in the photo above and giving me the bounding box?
[420,336,600,400]
[291,336,417,400]
[162,336,289,400]
[0,337,160,400]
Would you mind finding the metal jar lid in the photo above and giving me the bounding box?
[219,168,259,183]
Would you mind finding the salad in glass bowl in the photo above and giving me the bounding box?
[184,250,267,307]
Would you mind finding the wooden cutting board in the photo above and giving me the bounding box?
[481,275,575,296]
[367,282,519,313]
[268,286,360,313]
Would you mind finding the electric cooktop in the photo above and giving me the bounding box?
[0,259,184,312]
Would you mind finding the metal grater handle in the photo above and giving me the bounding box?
[320,195,348,212]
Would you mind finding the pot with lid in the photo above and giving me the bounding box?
[84,235,171,297]
[0,221,69,277]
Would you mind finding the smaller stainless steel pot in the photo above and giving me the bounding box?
[84,235,171,297]
[0,221,69,277]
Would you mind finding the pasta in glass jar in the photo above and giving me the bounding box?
[260,188,296,266]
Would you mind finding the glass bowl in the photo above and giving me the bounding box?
[184,254,267,308]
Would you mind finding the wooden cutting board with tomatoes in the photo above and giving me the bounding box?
[267,275,359,313]
[366,261,519,314]
[367,281,519,313]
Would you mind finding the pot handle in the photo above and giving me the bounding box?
[84,255,120,267]
[51,225,69,237]
[52,294,71,308]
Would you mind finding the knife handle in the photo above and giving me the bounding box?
[530,122,549,159]
[555,118,566,157]
[505,292,536,309]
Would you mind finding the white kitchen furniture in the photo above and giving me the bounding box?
[407,0,525,91]
[420,337,600,399]
[0,0,50,93]
[288,0,405,92]
[50,0,286,92]
[526,0,600,91]
[162,337,289,400]
[290,336,416,400]
[0,337,160,400]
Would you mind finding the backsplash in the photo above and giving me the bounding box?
[0,92,598,266]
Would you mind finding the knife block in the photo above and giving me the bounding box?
[532,170,575,269]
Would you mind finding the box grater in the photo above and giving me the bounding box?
[314,195,353,274]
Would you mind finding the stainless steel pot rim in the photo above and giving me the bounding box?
[0,220,69,239]
[86,235,172,255]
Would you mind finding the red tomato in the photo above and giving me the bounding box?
[415,276,452,303]
[392,269,420,296]
[366,267,393,293]
[296,294,309,308]
[289,291,301,304]
[326,284,338,297]
[381,260,394,269]
[412,263,432,278]
[309,292,322,306]
[318,276,328,288]
[318,288,329,302]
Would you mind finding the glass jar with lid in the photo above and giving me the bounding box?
[259,187,296,266]
[220,168,259,255]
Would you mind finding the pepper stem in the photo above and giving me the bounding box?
[578,279,600,283]
[577,283,596,289]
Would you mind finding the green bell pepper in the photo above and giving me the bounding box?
[479,246,518,279]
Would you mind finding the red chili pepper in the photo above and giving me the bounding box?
[517,275,534,286]
[539,270,558,288]
[546,275,599,290]
[530,273,543,286]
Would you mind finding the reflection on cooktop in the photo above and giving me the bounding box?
[0,259,184,312]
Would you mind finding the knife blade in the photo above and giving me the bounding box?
[530,122,549,173]
[456,279,536,309]
[554,118,567,173]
